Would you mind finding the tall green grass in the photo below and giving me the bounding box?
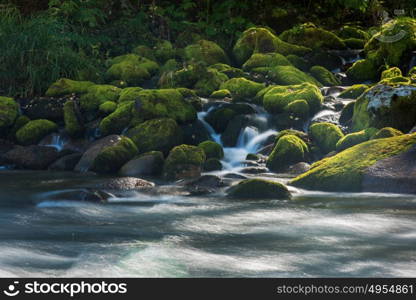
[0,7,94,97]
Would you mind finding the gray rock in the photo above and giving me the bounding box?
[97,177,155,191]
[3,146,59,170]
[286,162,311,175]
[184,175,226,195]
[49,153,82,171]
[119,151,164,177]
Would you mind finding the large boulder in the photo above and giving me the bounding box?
[266,134,309,172]
[163,144,206,180]
[97,177,155,191]
[0,96,19,133]
[220,78,265,102]
[309,122,344,154]
[15,119,58,146]
[184,40,229,65]
[105,54,159,85]
[226,178,291,199]
[267,65,322,86]
[127,118,183,155]
[45,78,94,97]
[262,83,323,115]
[352,83,416,132]
[99,102,133,136]
[242,53,292,71]
[335,128,377,152]
[63,100,84,137]
[3,145,59,170]
[74,135,137,173]
[291,133,416,192]
[309,66,341,86]
[119,151,164,177]
[48,153,82,171]
[338,84,368,99]
[79,84,121,113]
[232,27,310,66]
[22,96,66,121]
[132,89,197,124]
[198,141,224,160]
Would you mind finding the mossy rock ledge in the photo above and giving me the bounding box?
[163,144,206,180]
[227,179,291,199]
[290,133,416,192]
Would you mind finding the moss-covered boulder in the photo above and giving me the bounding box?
[163,144,206,180]
[242,53,292,71]
[91,136,137,174]
[371,127,403,139]
[209,63,245,78]
[8,115,30,140]
[0,96,19,132]
[45,78,94,97]
[184,40,229,65]
[132,89,197,124]
[154,40,176,63]
[275,129,310,145]
[346,58,379,82]
[232,27,311,66]
[291,133,416,192]
[335,128,376,152]
[338,25,370,41]
[63,100,83,137]
[118,87,144,103]
[280,23,346,50]
[119,151,164,177]
[194,68,229,97]
[343,38,366,49]
[283,99,310,120]
[79,85,121,112]
[220,77,265,102]
[286,54,310,71]
[210,89,231,99]
[198,141,224,160]
[267,65,322,86]
[338,84,368,99]
[352,83,416,132]
[309,122,344,154]
[99,101,117,115]
[127,118,183,155]
[267,134,309,172]
[99,102,134,136]
[381,67,402,79]
[106,54,159,85]
[16,119,58,146]
[309,66,341,86]
[262,83,323,114]
[227,178,291,199]
[205,107,237,133]
[203,158,223,171]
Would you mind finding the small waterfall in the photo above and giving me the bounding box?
[236,126,258,148]
[197,111,221,144]
[39,133,68,151]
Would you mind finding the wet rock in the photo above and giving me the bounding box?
[226,178,291,199]
[49,189,113,202]
[221,115,250,147]
[203,158,223,171]
[246,153,259,161]
[240,167,269,174]
[222,173,247,179]
[119,151,164,177]
[184,175,226,195]
[48,153,82,171]
[4,146,59,170]
[257,144,274,156]
[362,144,416,194]
[97,177,155,191]
[287,162,311,175]
[22,96,68,121]
[181,120,212,145]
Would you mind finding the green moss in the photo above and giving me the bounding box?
[232,27,311,66]
[45,78,94,97]
[280,23,346,50]
[371,127,403,139]
[198,141,224,159]
[118,87,144,103]
[205,108,237,133]
[79,85,121,112]
[335,129,375,152]
[309,122,344,154]
[352,83,416,132]
[242,53,292,71]
[409,66,416,77]
[106,54,159,85]
[346,59,379,82]
[184,40,229,65]
[291,133,416,192]
[99,102,133,136]
[127,118,183,155]
[163,144,206,180]
[154,40,176,63]
[0,96,19,131]
[203,158,223,171]
[63,100,83,137]
[209,63,245,78]
[99,101,117,115]
[220,77,265,102]
[267,134,308,172]
[210,89,231,99]
[263,83,323,114]
[338,25,370,40]
[268,65,322,87]
[227,178,291,199]
[132,45,156,61]
[16,119,58,146]
[131,89,197,124]
[284,99,310,119]
[275,129,309,145]
[343,38,366,49]
[91,136,138,174]
[286,54,310,71]
[338,84,369,99]
[381,67,403,79]
[310,66,341,86]
[379,76,411,86]
[194,68,229,97]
